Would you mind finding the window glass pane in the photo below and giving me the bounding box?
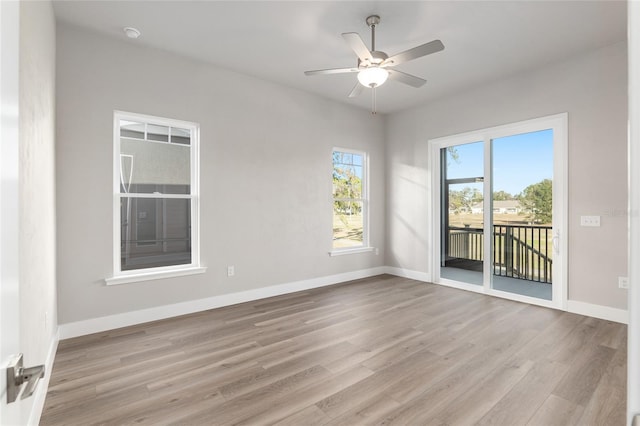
[445,142,484,180]
[333,152,363,199]
[333,201,363,248]
[120,138,191,194]
[120,197,191,271]
[171,127,191,145]
[120,120,145,139]
[147,124,169,142]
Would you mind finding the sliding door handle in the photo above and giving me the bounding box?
[552,230,560,255]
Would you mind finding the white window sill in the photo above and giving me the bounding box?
[329,247,374,257]
[105,266,207,286]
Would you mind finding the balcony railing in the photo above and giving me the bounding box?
[446,224,553,284]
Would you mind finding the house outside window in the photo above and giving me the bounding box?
[108,111,203,284]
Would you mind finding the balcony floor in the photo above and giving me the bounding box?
[440,266,552,300]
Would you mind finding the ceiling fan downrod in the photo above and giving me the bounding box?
[367,15,381,114]
[366,15,380,53]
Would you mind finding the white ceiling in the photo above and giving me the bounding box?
[52,1,627,114]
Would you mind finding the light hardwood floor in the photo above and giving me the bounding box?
[41,275,627,425]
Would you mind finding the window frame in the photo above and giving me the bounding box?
[107,111,205,285]
[330,147,372,256]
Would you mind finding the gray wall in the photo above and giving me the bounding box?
[19,0,58,421]
[385,42,628,310]
[56,24,386,324]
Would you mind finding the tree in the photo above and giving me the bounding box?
[518,179,552,224]
[333,152,362,215]
[449,187,483,213]
[493,190,513,201]
[447,146,460,164]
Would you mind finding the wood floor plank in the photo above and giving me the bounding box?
[426,357,535,425]
[552,343,616,406]
[578,336,627,425]
[272,405,332,426]
[235,365,374,425]
[315,348,440,419]
[169,365,332,425]
[526,394,585,426]
[476,358,570,425]
[40,275,627,426]
[323,392,402,426]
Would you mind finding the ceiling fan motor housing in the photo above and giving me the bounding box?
[358,51,388,68]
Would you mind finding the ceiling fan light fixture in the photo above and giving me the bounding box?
[357,67,389,88]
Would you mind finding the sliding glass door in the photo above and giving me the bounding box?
[432,114,567,308]
[440,142,484,286]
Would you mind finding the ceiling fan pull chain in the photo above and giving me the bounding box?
[372,87,377,115]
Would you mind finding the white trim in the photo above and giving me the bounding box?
[120,136,192,147]
[64,266,629,342]
[115,110,197,130]
[385,267,626,318]
[553,114,569,310]
[28,330,59,426]
[119,193,192,199]
[438,276,559,310]
[329,247,374,256]
[60,267,386,339]
[629,2,640,422]
[105,266,207,286]
[567,300,628,324]
[483,136,493,289]
[384,266,432,283]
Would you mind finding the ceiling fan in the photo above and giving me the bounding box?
[305,15,444,113]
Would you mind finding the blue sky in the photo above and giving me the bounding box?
[446,129,553,196]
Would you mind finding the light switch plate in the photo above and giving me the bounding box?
[580,215,601,227]
[619,277,629,289]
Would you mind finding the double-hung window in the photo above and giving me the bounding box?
[108,111,203,284]
[331,148,370,253]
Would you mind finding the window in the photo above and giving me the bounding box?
[332,149,370,253]
[108,111,203,284]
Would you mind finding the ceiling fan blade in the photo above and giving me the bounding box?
[304,67,359,76]
[388,69,427,88]
[382,39,444,67]
[342,32,373,62]
[348,83,364,98]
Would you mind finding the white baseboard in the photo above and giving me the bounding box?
[567,300,628,324]
[28,329,59,426]
[384,266,432,283]
[384,267,629,324]
[58,266,629,339]
[59,266,387,339]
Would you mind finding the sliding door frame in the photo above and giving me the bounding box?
[429,113,568,310]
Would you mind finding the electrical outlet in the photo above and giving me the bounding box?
[619,276,629,289]
[227,266,235,277]
[375,248,379,256]
[580,215,601,227]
